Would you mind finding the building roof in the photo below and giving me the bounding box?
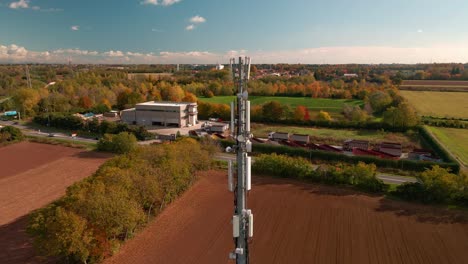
[379,142,402,149]
[344,139,369,144]
[121,108,136,112]
[291,133,309,137]
[137,101,196,107]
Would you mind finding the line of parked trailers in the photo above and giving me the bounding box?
[254,132,440,162]
[189,128,441,162]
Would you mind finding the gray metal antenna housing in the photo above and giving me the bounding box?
[228,57,253,264]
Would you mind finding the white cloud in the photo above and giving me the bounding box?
[9,0,29,9]
[160,0,181,6]
[190,15,206,24]
[417,29,423,33]
[9,1,62,12]
[126,51,145,57]
[2,42,468,64]
[185,24,195,31]
[71,25,80,31]
[104,50,125,57]
[151,28,163,32]
[141,0,181,6]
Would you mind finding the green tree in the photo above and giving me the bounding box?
[418,166,458,203]
[383,102,419,127]
[262,101,283,121]
[97,132,137,154]
[368,91,392,114]
[0,126,23,141]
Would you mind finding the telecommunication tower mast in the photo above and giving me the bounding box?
[227,57,253,264]
[25,65,32,89]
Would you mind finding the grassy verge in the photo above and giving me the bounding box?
[26,135,97,150]
[426,126,468,166]
[24,121,100,139]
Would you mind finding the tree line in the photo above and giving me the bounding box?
[253,153,468,206]
[199,88,419,130]
[27,138,216,263]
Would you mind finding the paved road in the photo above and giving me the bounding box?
[0,120,98,144]
[214,153,417,185]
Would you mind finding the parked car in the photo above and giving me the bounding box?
[48,133,55,137]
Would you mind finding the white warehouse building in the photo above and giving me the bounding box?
[121,101,198,127]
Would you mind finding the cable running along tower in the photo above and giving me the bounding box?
[227,57,253,263]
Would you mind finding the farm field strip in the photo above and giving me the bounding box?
[198,96,363,113]
[427,126,468,166]
[400,91,468,119]
[0,142,110,264]
[105,171,468,264]
[402,80,468,86]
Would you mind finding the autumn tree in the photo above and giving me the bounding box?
[12,88,40,117]
[160,85,185,102]
[293,105,307,121]
[181,92,197,103]
[28,206,94,264]
[117,89,143,110]
[78,96,93,109]
[317,110,332,121]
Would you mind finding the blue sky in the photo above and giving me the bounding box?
[1,0,468,63]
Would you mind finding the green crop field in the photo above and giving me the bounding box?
[400,91,468,119]
[427,126,468,166]
[198,96,363,113]
[251,123,420,149]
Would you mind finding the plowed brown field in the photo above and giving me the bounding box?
[0,142,111,264]
[105,171,468,264]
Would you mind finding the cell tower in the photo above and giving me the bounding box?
[227,57,253,264]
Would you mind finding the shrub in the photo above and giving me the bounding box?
[253,154,387,193]
[0,126,24,142]
[392,182,427,201]
[392,166,467,205]
[97,132,137,154]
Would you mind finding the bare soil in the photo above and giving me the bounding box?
[105,171,468,264]
[0,142,111,263]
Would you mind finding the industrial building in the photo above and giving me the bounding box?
[121,101,198,128]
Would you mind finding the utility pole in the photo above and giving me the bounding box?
[25,65,32,89]
[227,57,253,264]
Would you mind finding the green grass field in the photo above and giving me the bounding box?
[400,91,468,119]
[251,123,420,149]
[198,96,363,113]
[427,126,468,166]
